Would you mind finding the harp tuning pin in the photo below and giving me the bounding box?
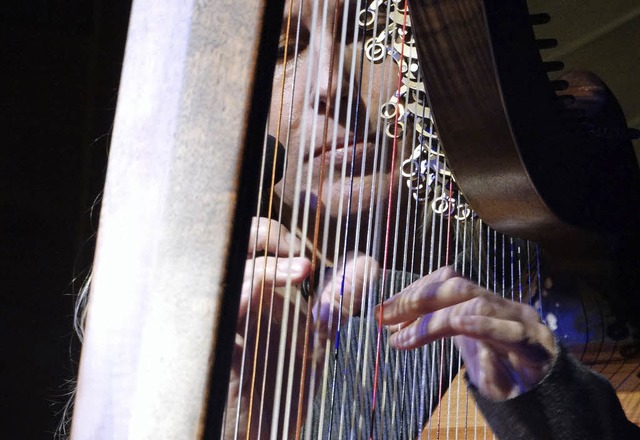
[536,38,558,49]
[543,61,565,72]
[529,13,551,25]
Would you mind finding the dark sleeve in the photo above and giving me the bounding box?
[468,344,640,440]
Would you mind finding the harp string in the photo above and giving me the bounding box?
[307,0,361,436]
[409,63,428,439]
[236,129,285,439]
[322,0,374,437]
[276,2,342,436]
[328,3,398,438]
[392,34,423,439]
[307,0,392,435]
[391,12,419,401]
[238,132,282,439]
[249,3,310,432]
[231,0,547,438]
[289,0,379,436]
[276,1,310,436]
[437,169,457,432]
[291,0,327,434]
[227,129,259,438]
[332,1,403,437]
[233,0,306,437]
[270,75,301,440]
[369,3,409,437]
[237,1,298,437]
[296,0,345,433]
[263,0,306,436]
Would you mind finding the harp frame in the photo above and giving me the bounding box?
[71,0,640,438]
[71,0,284,438]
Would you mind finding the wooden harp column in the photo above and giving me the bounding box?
[71,0,283,438]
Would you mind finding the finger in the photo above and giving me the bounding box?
[450,315,530,346]
[319,253,378,314]
[376,269,486,325]
[313,254,379,340]
[248,217,304,257]
[240,257,310,317]
[384,293,528,348]
[390,310,553,366]
[245,256,310,289]
[387,313,433,349]
[447,295,550,349]
[386,295,513,349]
[388,312,524,350]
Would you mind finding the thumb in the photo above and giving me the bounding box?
[316,253,379,332]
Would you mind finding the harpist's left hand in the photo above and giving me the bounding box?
[375,266,557,401]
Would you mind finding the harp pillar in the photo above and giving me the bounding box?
[71,0,282,438]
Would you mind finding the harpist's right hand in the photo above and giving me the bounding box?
[225,217,373,439]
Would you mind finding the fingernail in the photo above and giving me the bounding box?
[289,260,305,274]
[277,259,310,280]
[277,260,301,276]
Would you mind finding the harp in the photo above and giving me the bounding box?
[71,0,640,438]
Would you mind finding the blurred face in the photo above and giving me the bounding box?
[269,0,400,240]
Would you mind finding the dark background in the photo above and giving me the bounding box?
[1,1,131,437]
[0,0,638,438]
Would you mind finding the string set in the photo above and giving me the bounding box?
[225,1,541,438]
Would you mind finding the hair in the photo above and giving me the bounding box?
[55,192,101,439]
[55,270,91,439]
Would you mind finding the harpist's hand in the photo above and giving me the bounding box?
[375,266,557,401]
[226,217,372,438]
